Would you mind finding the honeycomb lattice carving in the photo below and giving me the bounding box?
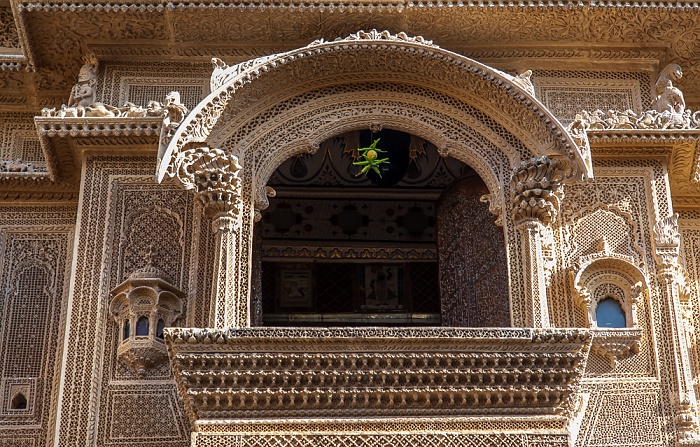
[97,61,210,110]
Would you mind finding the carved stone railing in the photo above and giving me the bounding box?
[166,327,591,426]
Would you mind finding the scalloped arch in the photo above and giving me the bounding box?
[158,30,592,193]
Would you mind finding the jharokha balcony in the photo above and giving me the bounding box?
[166,327,591,445]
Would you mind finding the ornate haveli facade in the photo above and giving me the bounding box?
[4,2,700,447]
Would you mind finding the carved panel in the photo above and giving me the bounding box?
[0,114,47,171]
[53,158,195,447]
[100,175,195,445]
[0,206,75,447]
[0,8,20,49]
[578,390,664,447]
[437,176,509,327]
[532,72,646,125]
[98,62,210,110]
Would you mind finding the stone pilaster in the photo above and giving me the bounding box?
[189,148,245,328]
[653,214,700,446]
[511,156,572,328]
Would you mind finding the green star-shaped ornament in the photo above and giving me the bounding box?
[353,138,390,177]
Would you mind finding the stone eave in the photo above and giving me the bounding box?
[34,116,161,183]
[587,129,700,146]
[585,128,700,210]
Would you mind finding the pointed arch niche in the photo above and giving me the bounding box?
[158,30,592,328]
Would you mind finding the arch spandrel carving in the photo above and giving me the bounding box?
[157,30,593,191]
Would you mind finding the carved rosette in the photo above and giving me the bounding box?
[510,156,573,226]
[184,147,243,231]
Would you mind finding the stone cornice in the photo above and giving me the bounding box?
[6,3,700,111]
[34,116,161,182]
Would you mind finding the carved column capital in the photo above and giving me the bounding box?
[187,148,243,229]
[510,156,573,226]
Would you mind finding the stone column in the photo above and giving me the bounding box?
[653,214,700,445]
[510,156,571,328]
[189,148,245,328]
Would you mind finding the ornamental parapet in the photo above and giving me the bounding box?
[165,327,591,423]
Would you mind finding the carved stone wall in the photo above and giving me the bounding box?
[53,156,215,447]
[680,212,700,425]
[437,177,510,327]
[553,159,686,446]
[0,205,76,447]
[0,8,20,49]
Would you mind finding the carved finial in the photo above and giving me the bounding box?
[676,392,700,442]
[157,91,189,167]
[596,236,611,254]
[653,64,685,115]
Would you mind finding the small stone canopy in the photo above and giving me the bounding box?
[157,30,592,201]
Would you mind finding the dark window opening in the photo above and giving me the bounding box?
[10,393,27,410]
[156,319,165,339]
[257,129,510,327]
[136,316,149,336]
[123,320,130,340]
[596,297,626,328]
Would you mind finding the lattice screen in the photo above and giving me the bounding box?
[97,62,210,110]
[532,70,650,125]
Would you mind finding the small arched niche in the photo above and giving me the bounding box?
[10,393,27,410]
[570,247,648,366]
[254,129,509,327]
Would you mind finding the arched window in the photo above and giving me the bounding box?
[123,320,130,340]
[10,393,27,410]
[156,319,165,339]
[136,316,149,336]
[596,297,626,328]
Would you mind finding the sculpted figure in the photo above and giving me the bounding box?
[512,69,536,97]
[653,64,685,114]
[67,62,97,109]
[158,91,189,164]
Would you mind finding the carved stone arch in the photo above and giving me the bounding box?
[159,30,592,187]
[571,254,648,329]
[563,203,645,268]
[246,108,509,215]
[158,30,593,328]
[8,260,55,299]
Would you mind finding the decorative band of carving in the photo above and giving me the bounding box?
[510,156,573,225]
